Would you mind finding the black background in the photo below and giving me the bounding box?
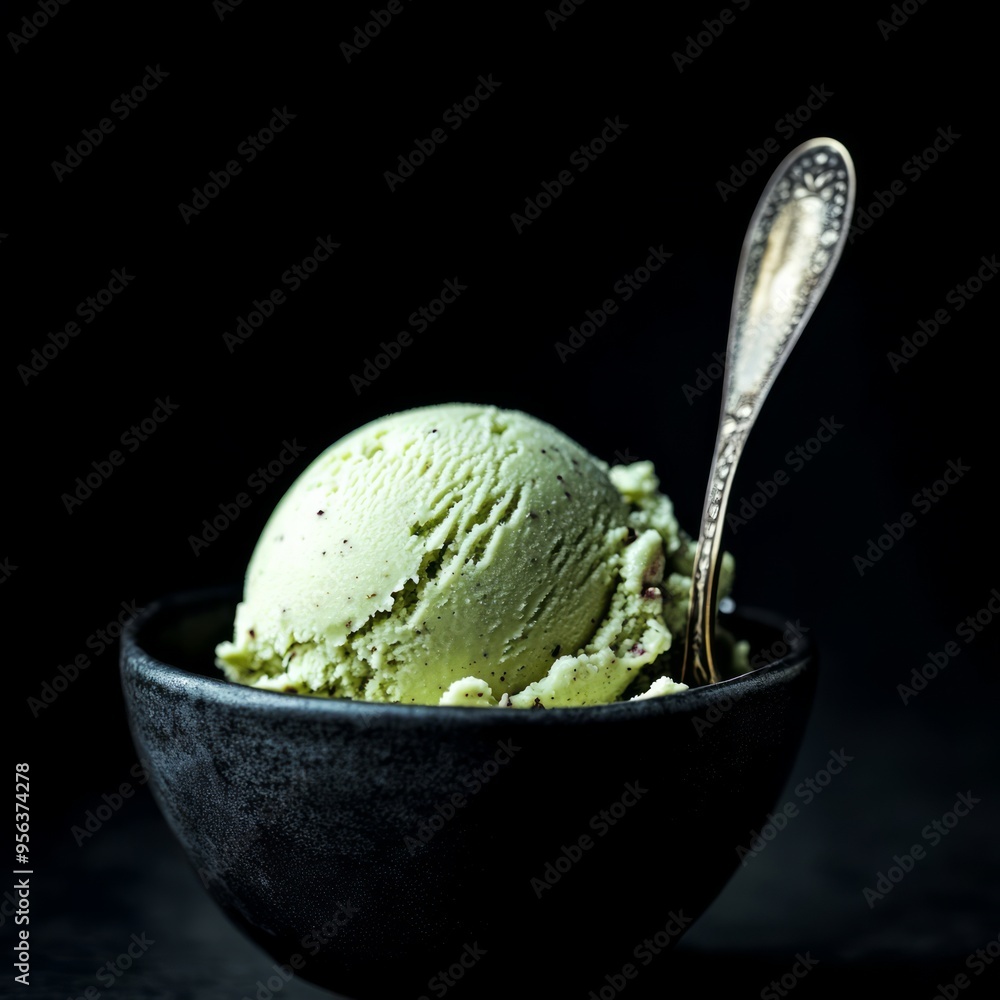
[5,1,997,997]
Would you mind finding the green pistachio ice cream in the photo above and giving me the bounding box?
[216,403,735,707]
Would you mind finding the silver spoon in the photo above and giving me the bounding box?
[681,137,855,686]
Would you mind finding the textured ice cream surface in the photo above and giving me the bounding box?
[216,403,736,707]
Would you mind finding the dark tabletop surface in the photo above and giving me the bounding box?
[6,1,997,996]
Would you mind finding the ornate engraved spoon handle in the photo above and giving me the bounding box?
[682,137,855,685]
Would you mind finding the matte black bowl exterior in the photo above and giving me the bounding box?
[121,588,816,999]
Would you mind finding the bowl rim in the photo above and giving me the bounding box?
[121,585,815,727]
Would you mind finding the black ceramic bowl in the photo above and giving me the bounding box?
[121,587,816,999]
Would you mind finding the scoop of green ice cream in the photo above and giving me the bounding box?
[216,403,732,707]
